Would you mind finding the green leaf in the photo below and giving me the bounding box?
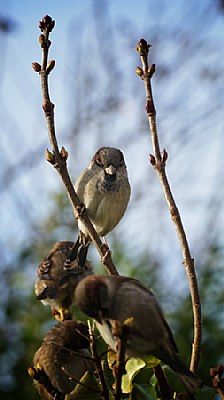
[143,356,161,369]
[66,371,101,400]
[129,383,157,400]
[122,358,146,393]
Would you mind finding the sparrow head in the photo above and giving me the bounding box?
[75,275,111,322]
[35,241,93,321]
[92,147,127,189]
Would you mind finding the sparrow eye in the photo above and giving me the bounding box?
[118,160,124,168]
[95,159,103,168]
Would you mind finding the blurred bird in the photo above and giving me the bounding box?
[66,147,131,268]
[75,275,202,394]
[31,320,95,400]
[35,241,93,320]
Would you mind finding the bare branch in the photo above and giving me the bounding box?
[88,321,109,400]
[136,38,201,373]
[112,321,128,400]
[34,15,118,276]
[154,365,173,399]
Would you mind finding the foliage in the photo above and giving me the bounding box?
[1,207,223,399]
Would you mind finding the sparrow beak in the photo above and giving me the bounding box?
[104,165,116,176]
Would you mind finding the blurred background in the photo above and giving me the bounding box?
[0,0,224,398]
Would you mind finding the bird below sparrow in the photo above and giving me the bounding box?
[66,147,131,268]
[30,320,94,400]
[35,241,93,321]
[74,275,202,395]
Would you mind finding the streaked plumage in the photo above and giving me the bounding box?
[75,275,202,394]
[32,320,94,399]
[35,241,93,320]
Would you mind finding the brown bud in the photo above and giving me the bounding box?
[42,15,52,25]
[32,62,41,73]
[48,20,55,32]
[161,148,168,163]
[135,66,143,77]
[46,148,55,164]
[149,154,156,166]
[38,21,45,31]
[39,34,47,48]
[60,146,68,161]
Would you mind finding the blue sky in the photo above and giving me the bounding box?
[1,0,224,290]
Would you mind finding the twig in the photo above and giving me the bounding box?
[33,15,118,276]
[88,321,109,400]
[113,321,128,400]
[210,364,224,400]
[136,38,201,373]
[154,364,173,399]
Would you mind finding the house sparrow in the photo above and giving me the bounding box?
[66,147,131,267]
[74,275,202,394]
[35,241,93,320]
[31,320,95,399]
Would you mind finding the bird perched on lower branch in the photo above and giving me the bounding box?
[35,241,93,320]
[65,147,131,268]
[30,320,95,400]
[74,275,202,395]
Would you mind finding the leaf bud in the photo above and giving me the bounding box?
[135,66,143,77]
[32,62,41,73]
[149,154,156,166]
[46,60,55,74]
[46,148,55,164]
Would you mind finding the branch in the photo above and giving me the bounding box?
[112,321,128,400]
[87,321,109,400]
[33,15,118,276]
[154,365,173,399]
[136,38,201,373]
[210,364,224,400]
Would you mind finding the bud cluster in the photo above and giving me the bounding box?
[136,38,151,57]
[38,15,55,33]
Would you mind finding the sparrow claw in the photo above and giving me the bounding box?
[100,243,111,264]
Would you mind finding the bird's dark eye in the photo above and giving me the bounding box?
[118,160,124,168]
[95,158,103,168]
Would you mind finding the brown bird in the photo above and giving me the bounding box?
[66,147,131,268]
[75,275,202,395]
[31,320,95,400]
[35,241,93,320]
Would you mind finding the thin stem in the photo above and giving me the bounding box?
[88,321,109,400]
[154,365,173,399]
[36,17,118,276]
[113,336,126,400]
[136,38,201,373]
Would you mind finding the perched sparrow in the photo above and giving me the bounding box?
[35,241,93,321]
[75,275,202,394]
[31,320,95,399]
[66,147,131,267]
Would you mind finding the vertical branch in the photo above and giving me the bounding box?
[32,15,118,276]
[87,321,109,400]
[112,322,127,400]
[136,39,201,373]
